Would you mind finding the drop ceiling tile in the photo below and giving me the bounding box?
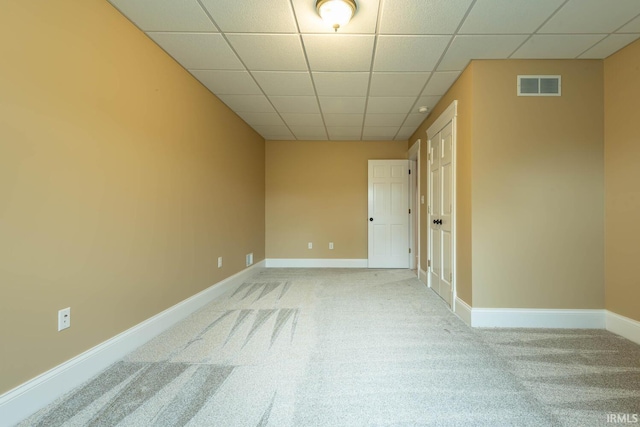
[312,72,370,97]
[362,127,400,139]
[369,73,430,97]
[327,127,362,139]
[415,96,442,110]
[374,36,451,72]
[227,34,307,71]
[269,96,320,113]
[404,114,428,127]
[147,33,242,70]
[618,14,640,33]
[459,0,565,34]
[511,35,607,58]
[253,125,295,140]
[292,0,381,34]
[109,0,217,32]
[397,126,418,140]
[303,35,375,71]
[367,97,415,114]
[189,70,262,95]
[539,0,640,34]
[252,72,314,96]
[364,114,407,127]
[217,94,275,113]
[290,127,328,140]
[379,0,473,34]
[236,112,285,127]
[421,72,461,96]
[438,36,528,71]
[319,97,367,114]
[580,34,640,58]
[281,113,324,127]
[324,114,364,127]
[199,0,297,33]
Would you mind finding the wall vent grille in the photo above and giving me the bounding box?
[517,75,561,96]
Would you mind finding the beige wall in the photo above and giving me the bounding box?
[604,39,640,322]
[0,1,265,393]
[410,66,474,305]
[266,140,407,259]
[472,60,604,309]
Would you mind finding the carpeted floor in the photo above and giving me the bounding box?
[19,269,640,426]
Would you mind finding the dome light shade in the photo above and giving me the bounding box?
[316,0,357,32]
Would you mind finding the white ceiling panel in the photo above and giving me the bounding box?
[312,72,370,97]
[292,0,380,34]
[362,127,400,139]
[374,36,451,72]
[252,71,315,96]
[404,113,428,128]
[511,35,607,59]
[415,96,442,110]
[319,97,367,114]
[217,94,275,113]
[327,127,363,139]
[617,14,640,33]
[367,97,415,114]
[459,0,565,34]
[109,0,217,32]
[254,125,295,140]
[281,113,324,127]
[323,113,364,127]
[364,114,407,127]
[396,126,416,140]
[370,73,430,97]
[539,0,640,34]
[379,0,473,34]
[421,72,462,96]
[580,34,640,59]
[303,35,375,71]
[290,127,328,140]
[236,112,285,127]
[199,0,297,33]
[147,33,242,70]
[227,34,307,71]
[438,35,528,71]
[269,96,320,113]
[189,70,262,95]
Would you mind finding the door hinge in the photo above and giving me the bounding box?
[409,208,411,214]
[449,272,453,282]
[408,169,411,174]
[427,260,431,267]
[409,248,411,254]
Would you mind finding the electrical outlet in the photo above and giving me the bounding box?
[308,242,313,249]
[217,257,223,268]
[58,307,70,331]
[246,253,253,267]
[329,242,334,250]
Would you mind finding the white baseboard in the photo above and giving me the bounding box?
[265,258,368,268]
[606,310,640,345]
[0,261,265,427]
[470,308,606,329]
[454,297,472,326]
[418,268,428,285]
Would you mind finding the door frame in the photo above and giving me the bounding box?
[426,100,458,311]
[408,140,420,272]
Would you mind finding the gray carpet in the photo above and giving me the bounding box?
[19,269,640,426]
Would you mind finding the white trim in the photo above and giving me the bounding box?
[0,261,265,427]
[606,310,640,345]
[427,100,458,140]
[265,258,368,268]
[454,297,472,326]
[470,308,605,329]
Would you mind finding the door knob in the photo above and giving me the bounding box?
[433,219,437,224]
[437,219,443,225]
[369,218,373,221]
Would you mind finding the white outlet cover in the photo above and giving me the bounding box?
[217,257,223,268]
[58,307,70,331]
[308,242,312,249]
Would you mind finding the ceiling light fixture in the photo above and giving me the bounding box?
[316,0,357,32]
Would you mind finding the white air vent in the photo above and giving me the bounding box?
[517,75,561,96]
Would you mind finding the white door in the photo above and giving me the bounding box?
[428,122,453,305]
[368,160,409,268]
